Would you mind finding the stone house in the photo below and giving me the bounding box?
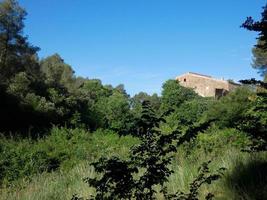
[176,72,239,98]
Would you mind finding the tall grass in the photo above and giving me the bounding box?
[168,148,267,200]
[1,127,266,200]
[0,127,138,190]
[1,149,266,200]
[0,162,94,200]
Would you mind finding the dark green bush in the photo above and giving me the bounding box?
[203,87,254,129]
[0,127,138,187]
[0,127,91,185]
[180,126,252,159]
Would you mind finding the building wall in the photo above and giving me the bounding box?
[176,72,238,97]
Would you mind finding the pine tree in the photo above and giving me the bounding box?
[242,5,267,76]
[0,0,39,83]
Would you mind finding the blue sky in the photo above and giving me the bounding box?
[19,0,265,96]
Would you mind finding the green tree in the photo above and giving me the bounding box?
[240,92,267,151]
[251,40,267,78]
[165,98,212,131]
[242,5,267,77]
[78,79,113,130]
[161,79,198,113]
[103,91,133,134]
[131,92,161,119]
[0,0,39,83]
[80,79,112,101]
[239,79,267,151]
[6,71,30,98]
[114,84,129,97]
[241,4,267,150]
[0,0,49,133]
[40,54,75,91]
[204,86,254,129]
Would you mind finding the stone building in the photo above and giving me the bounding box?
[176,72,239,98]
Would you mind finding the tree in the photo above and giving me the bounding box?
[241,4,267,151]
[204,87,254,129]
[40,54,75,91]
[103,91,133,135]
[242,5,267,77]
[114,84,129,97]
[79,79,113,130]
[161,79,198,113]
[239,79,267,151]
[0,0,39,83]
[165,98,212,131]
[80,79,112,101]
[251,40,267,78]
[0,0,48,134]
[131,92,161,120]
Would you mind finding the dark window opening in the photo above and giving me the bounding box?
[215,88,228,99]
[184,78,186,82]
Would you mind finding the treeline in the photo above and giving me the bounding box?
[0,0,201,137]
[0,0,153,135]
[0,0,266,150]
[0,0,266,161]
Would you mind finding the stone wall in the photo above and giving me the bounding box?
[176,72,239,97]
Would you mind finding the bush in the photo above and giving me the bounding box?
[204,87,254,129]
[0,137,52,186]
[0,127,138,187]
[163,97,213,131]
[186,127,252,157]
[0,127,90,185]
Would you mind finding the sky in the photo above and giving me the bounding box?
[19,0,266,96]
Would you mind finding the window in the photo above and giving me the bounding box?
[215,88,228,99]
[184,78,186,82]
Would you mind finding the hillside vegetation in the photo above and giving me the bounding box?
[0,0,267,199]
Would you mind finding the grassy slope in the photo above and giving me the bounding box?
[1,128,267,200]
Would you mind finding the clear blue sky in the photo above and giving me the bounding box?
[19,0,265,96]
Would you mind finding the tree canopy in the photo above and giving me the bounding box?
[0,0,40,83]
[242,5,267,77]
[160,79,198,113]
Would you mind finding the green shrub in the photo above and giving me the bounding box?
[204,87,254,129]
[0,127,89,185]
[0,127,138,187]
[163,97,213,132]
[185,127,252,157]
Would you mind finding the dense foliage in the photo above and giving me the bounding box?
[0,0,137,134]
[241,4,267,151]
[0,1,266,200]
[242,4,267,78]
[73,101,224,200]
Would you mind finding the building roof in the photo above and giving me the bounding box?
[187,72,212,78]
[176,72,239,85]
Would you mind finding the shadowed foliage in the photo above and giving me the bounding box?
[225,159,267,200]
